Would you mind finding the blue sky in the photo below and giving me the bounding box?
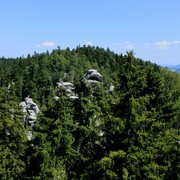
[0,0,180,65]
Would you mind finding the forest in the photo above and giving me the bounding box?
[0,46,179,179]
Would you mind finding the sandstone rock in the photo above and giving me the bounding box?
[19,97,39,127]
[56,81,78,99]
[109,83,115,92]
[86,69,103,82]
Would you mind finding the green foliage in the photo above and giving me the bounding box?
[0,46,179,179]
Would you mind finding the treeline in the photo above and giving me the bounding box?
[0,46,180,179]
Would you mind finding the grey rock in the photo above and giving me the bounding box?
[86,69,103,82]
[109,83,115,92]
[87,79,99,85]
[19,97,39,128]
[69,95,78,99]
[56,81,78,99]
[54,96,60,101]
[57,82,74,90]
[24,97,33,104]
[26,131,33,141]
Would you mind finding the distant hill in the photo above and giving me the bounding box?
[167,64,180,73]
[176,69,180,73]
[168,64,180,70]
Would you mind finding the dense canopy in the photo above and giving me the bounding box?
[0,46,179,179]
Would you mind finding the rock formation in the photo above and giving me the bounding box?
[19,96,39,140]
[86,69,103,81]
[86,69,103,84]
[56,81,78,99]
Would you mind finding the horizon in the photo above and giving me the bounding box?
[1,0,180,66]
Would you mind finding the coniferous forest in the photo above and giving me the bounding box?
[0,46,179,179]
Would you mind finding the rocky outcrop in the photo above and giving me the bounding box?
[20,97,39,122]
[109,83,115,92]
[86,69,103,82]
[19,97,39,140]
[56,81,78,99]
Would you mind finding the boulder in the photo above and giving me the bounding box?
[24,97,33,104]
[87,79,99,85]
[19,97,39,140]
[54,96,60,101]
[86,69,103,82]
[26,131,33,141]
[57,82,74,90]
[109,83,115,92]
[69,95,78,99]
[56,81,78,99]
[19,97,39,126]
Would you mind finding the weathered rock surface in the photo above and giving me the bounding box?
[19,97,39,122]
[86,69,103,82]
[56,81,78,99]
[19,97,39,140]
[109,83,115,92]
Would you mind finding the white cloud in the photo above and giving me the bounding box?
[155,41,170,49]
[172,40,180,44]
[37,41,56,47]
[155,40,180,49]
[125,44,134,49]
[124,41,134,50]
[110,42,135,52]
[85,41,93,46]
